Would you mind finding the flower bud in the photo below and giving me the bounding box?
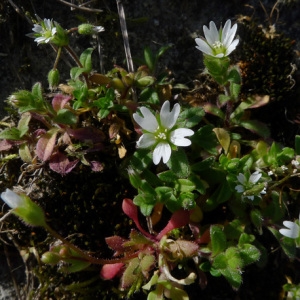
[127,166,142,189]
[1,189,46,227]
[48,69,60,90]
[78,24,104,35]
[41,251,61,264]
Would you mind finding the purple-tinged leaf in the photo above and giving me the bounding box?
[66,127,106,143]
[49,152,79,175]
[0,139,16,151]
[33,129,47,138]
[52,94,72,112]
[36,129,59,161]
[90,161,104,172]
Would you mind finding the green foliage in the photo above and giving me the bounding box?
[1,13,300,300]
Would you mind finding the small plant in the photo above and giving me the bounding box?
[0,10,299,300]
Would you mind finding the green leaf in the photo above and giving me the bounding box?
[135,76,156,88]
[139,87,160,104]
[70,67,86,79]
[157,44,172,59]
[238,233,255,247]
[133,193,156,216]
[144,46,155,72]
[17,113,31,137]
[213,127,230,154]
[54,109,78,125]
[210,225,227,256]
[227,67,241,84]
[155,186,174,203]
[188,173,207,194]
[60,260,91,273]
[143,273,159,291]
[239,120,270,138]
[0,127,21,140]
[239,244,261,266]
[176,106,205,128]
[167,148,190,178]
[268,226,296,259]
[229,82,241,101]
[203,103,225,119]
[191,157,215,173]
[79,48,94,72]
[204,180,232,211]
[175,179,195,193]
[192,125,219,155]
[277,147,294,165]
[19,143,32,163]
[130,149,152,172]
[157,170,178,182]
[213,253,227,269]
[219,94,231,105]
[296,135,300,155]
[31,82,43,101]
[221,268,242,290]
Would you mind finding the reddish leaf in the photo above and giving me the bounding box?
[36,130,58,161]
[122,199,153,239]
[157,209,190,240]
[49,152,79,175]
[100,263,124,280]
[105,236,127,255]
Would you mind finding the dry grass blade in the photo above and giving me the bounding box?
[116,0,134,73]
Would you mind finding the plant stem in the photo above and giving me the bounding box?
[44,223,138,264]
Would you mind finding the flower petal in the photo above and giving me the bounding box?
[225,39,239,56]
[136,133,156,148]
[237,173,246,184]
[170,128,194,146]
[160,101,180,129]
[1,189,25,209]
[153,142,171,165]
[223,23,237,47]
[249,171,262,184]
[204,21,219,45]
[235,185,244,193]
[221,19,232,44]
[195,38,213,56]
[133,107,158,132]
[280,221,300,238]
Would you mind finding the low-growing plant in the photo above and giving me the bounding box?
[0,7,300,299]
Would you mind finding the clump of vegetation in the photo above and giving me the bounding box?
[0,1,300,299]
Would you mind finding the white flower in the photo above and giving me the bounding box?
[279,220,300,239]
[195,19,239,58]
[235,171,265,201]
[1,188,26,209]
[92,26,105,33]
[133,101,194,165]
[29,19,57,44]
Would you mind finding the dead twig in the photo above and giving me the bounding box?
[57,0,103,13]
